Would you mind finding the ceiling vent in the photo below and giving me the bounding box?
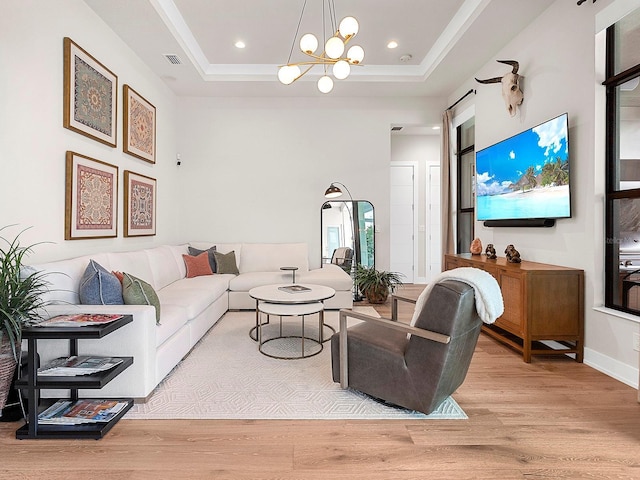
[163,54,183,65]
[391,126,403,131]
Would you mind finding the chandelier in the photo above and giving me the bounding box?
[277,0,365,93]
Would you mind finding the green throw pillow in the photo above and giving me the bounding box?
[122,273,161,324]
[213,250,239,275]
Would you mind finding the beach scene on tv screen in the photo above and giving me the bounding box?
[476,114,570,221]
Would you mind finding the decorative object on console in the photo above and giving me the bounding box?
[353,264,403,304]
[124,171,156,237]
[122,273,161,324]
[277,0,364,93]
[65,151,118,240]
[182,252,214,279]
[504,244,522,263]
[475,60,523,117]
[188,246,217,272]
[79,260,123,305]
[470,238,483,255]
[63,37,117,147]
[213,250,239,275]
[0,226,50,412]
[123,85,156,164]
[485,244,497,259]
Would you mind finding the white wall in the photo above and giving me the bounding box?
[0,0,179,263]
[390,135,441,280]
[447,0,639,388]
[175,96,444,270]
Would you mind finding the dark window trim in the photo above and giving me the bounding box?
[604,20,640,314]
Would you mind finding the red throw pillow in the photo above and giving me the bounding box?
[183,252,214,278]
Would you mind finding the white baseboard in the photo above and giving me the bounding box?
[414,277,427,284]
[584,347,639,389]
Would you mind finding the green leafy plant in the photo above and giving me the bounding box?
[354,264,404,304]
[0,225,50,361]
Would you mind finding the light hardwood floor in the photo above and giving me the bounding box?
[1,285,639,479]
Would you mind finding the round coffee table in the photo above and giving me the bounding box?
[248,284,336,358]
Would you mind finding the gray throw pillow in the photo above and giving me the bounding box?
[213,250,239,275]
[79,259,124,305]
[188,245,216,273]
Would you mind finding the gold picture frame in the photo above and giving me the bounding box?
[123,85,156,163]
[124,171,157,237]
[63,37,118,147]
[65,151,118,240]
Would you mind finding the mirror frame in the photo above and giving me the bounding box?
[321,200,375,269]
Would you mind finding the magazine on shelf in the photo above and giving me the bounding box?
[36,313,123,327]
[278,285,311,294]
[38,356,124,376]
[38,399,128,424]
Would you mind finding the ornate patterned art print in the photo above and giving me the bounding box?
[123,85,156,163]
[65,152,118,240]
[124,171,157,237]
[63,38,118,147]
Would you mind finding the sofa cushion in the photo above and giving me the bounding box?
[188,245,217,273]
[122,273,161,324]
[79,259,124,305]
[214,250,239,275]
[238,243,309,273]
[229,271,296,292]
[106,250,154,289]
[158,277,228,319]
[183,252,213,278]
[297,264,353,290]
[146,246,184,290]
[155,303,189,347]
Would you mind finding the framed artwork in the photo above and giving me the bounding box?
[65,151,118,240]
[124,171,157,237]
[123,85,156,163]
[63,38,118,147]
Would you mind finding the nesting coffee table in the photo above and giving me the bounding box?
[248,284,336,359]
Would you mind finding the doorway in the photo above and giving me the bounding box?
[390,163,418,283]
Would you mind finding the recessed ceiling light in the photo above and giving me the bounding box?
[432,126,441,130]
[387,41,398,49]
[235,41,246,49]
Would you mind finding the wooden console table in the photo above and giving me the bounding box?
[445,254,584,363]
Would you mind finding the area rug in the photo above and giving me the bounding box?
[124,310,467,420]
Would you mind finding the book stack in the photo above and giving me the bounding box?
[38,356,124,376]
[36,314,123,327]
[38,399,128,425]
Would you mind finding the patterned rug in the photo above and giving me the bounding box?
[124,309,467,420]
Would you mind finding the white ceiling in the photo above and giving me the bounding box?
[85,0,555,99]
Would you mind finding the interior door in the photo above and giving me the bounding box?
[390,164,416,282]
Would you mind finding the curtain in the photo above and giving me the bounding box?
[440,109,454,270]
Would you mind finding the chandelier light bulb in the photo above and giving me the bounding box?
[333,60,350,80]
[338,16,359,38]
[325,36,345,59]
[347,45,365,64]
[278,65,300,85]
[318,75,334,93]
[300,33,318,54]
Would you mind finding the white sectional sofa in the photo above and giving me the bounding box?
[28,242,352,401]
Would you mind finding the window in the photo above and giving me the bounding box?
[604,8,640,314]
[456,117,475,253]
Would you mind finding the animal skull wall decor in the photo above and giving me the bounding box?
[475,60,523,117]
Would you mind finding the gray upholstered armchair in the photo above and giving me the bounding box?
[330,280,483,414]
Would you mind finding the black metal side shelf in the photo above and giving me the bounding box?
[16,314,134,440]
[15,398,134,440]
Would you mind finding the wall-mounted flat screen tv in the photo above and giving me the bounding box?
[475,112,570,222]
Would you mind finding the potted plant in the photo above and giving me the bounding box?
[0,226,49,413]
[354,264,404,304]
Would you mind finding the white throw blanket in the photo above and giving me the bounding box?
[411,267,504,325]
